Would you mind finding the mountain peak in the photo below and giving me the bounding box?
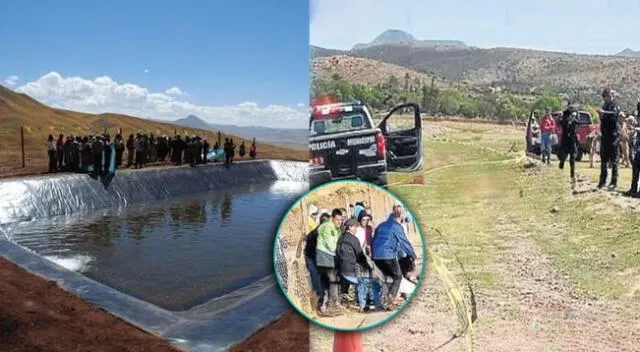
[184,114,204,121]
[352,29,467,50]
[616,48,640,57]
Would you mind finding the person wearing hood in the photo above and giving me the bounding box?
[372,203,416,306]
[315,208,344,315]
[308,204,319,232]
[337,218,383,313]
[353,201,367,220]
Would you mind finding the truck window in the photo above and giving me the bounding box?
[577,112,592,125]
[310,113,372,136]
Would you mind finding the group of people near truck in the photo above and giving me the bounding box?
[298,201,418,317]
[535,88,640,197]
[46,132,257,175]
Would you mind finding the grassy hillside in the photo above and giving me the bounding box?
[0,85,306,177]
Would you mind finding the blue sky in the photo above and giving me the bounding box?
[311,0,639,55]
[0,0,309,128]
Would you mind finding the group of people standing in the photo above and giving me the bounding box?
[536,88,640,197]
[46,133,125,176]
[47,132,258,174]
[298,201,417,316]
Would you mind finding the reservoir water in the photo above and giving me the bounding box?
[2,181,305,311]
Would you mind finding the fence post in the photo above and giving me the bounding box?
[218,131,221,147]
[20,126,25,168]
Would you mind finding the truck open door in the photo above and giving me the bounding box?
[377,103,424,172]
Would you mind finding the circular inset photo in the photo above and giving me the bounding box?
[273,180,426,331]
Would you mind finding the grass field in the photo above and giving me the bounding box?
[311,120,640,352]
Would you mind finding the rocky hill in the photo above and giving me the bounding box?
[312,31,640,107]
[311,55,455,89]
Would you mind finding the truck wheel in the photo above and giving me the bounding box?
[377,173,388,187]
[576,149,583,162]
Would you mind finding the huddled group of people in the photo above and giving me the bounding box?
[533,88,640,197]
[46,133,125,176]
[46,132,257,174]
[298,201,418,316]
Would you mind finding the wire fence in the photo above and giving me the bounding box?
[0,123,253,177]
[274,181,423,319]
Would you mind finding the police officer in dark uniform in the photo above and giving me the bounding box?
[626,126,640,197]
[558,105,579,185]
[599,88,621,190]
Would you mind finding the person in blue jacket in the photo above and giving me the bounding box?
[371,203,416,305]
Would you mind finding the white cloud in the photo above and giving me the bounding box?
[4,75,19,86]
[297,102,306,108]
[15,72,306,129]
[165,86,183,96]
[144,68,150,73]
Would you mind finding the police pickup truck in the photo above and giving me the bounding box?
[309,100,424,187]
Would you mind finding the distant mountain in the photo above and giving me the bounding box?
[616,48,640,57]
[352,29,468,50]
[173,115,307,150]
[174,115,211,130]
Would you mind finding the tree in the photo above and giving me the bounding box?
[532,91,563,114]
[459,98,479,118]
[583,105,600,123]
[404,73,411,91]
[388,75,400,92]
[437,89,463,115]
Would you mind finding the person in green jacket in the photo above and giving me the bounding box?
[315,208,344,315]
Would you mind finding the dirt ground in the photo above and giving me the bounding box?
[0,257,182,352]
[277,181,425,330]
[311,121,640,351]
[0,257,310,352]
[229,311,309,352]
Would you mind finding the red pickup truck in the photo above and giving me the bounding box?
[554,110,599,161]
[527,110,598,161]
